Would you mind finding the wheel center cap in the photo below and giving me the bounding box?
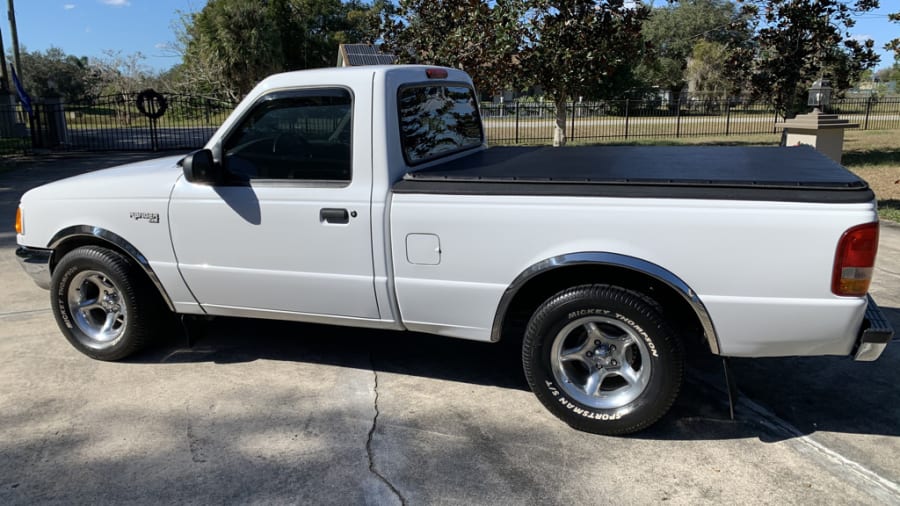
[102,293,118,310]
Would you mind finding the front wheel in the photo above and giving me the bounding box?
[523,284,683,435]
[50,246,161,361]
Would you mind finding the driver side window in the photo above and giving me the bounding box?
[223,88,352,182]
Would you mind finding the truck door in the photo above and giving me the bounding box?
[169,85,379,319]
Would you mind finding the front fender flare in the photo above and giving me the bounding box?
[48,225,176,312]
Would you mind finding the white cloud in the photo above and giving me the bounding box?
[101,0,130,6]
[63,3,76,9]
[154,43,168,50]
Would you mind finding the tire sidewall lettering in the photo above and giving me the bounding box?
[544,379,625,421]
[55,265,81,330]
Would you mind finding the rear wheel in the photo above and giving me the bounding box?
[523,284,683,435]
[50,246,162,361]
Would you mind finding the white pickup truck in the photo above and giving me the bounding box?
[15,65,894,434]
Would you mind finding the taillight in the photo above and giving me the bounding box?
[832,222,879,296]
[425,68,448,79]
[15,206,22,235]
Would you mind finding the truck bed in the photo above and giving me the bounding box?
[393,146,874,203]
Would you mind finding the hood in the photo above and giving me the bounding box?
[21,155,185,203]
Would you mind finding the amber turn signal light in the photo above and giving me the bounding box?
[15,206,22,235]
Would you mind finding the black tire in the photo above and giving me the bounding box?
[522,284,683,435]
[50,246,162,361]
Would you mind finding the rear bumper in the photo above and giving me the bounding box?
[853,295,895,361]
[15,246,52,290]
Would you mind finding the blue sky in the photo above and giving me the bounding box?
[2,0,202,72]
[2,0,899,74]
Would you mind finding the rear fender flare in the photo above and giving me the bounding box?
[491,252,721,355]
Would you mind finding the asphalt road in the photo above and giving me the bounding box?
[1,153,898,505]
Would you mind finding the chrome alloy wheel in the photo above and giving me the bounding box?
[550,316,652,409]
[66,270,128,347]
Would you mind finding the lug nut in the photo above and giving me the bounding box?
[586,351,593,357]
[611,359,618,366]
[610,345,616,351]
[594,340,601,346]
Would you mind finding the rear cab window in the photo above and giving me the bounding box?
[398,84,483,166]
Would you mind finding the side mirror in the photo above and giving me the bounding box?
[180,149,222,185]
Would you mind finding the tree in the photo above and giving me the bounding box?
[380,0,527,96]
[89,50,156,97]
[17,47,95,102]
[685,40,732,95]
[887,12,900,61]
[181,0,283,101]
[178,0,386,100]
[269,0,386,70]
[523,0,649,146]
[636,0,750,97]
[734,0,881,118]
[89,50,159,126]
[873,64,900,85]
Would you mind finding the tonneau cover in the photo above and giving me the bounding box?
[393,146,874,203]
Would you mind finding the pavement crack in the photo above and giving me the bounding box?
[366,352,405,506]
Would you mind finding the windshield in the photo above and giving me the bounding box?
[398,84,483,165]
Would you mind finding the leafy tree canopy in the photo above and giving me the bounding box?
[685,40,733,95]
[16,47,93,102]
[381,0,528,95]
[384,0,649,146]
[523,0,650,145]
[733,0,881,118]
[180,0,385,100]
[636,0,750,94]
[887,11,900,62]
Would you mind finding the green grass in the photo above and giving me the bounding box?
[878,200,900,223]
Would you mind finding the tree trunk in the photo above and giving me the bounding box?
[553,97,567,147]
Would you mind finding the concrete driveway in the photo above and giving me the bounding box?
[1,153,898,505]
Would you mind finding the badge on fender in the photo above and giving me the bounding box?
[129,212,159,224]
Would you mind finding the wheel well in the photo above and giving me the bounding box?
[497,264,709,352]
[50,236,132,272]
[49,235,174,312]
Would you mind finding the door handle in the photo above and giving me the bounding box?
[320,208,350,224]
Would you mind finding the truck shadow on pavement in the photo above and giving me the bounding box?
[135,312,900,443]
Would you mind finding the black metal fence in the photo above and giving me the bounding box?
[0,93,897,156]
[0,92,236,156]
[481,96,900,144]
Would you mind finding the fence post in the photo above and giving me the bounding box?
[675,98,682,138]
[624,99,630,139]
[514,101,519,144]
[28,108,39,150]
[863,96,872,130]
[570,101,576,141]
[725,100,731,136]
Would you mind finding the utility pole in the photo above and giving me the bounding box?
[0,26,9,92]
[8,0,22,80]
